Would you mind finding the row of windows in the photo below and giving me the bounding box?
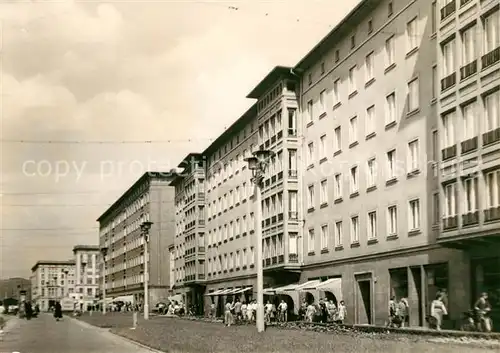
[207,212,255,246]
[307,199,421,252]
[100,193,150,235]
[106,274,147,288]
[208,247,255,274]
[207,181,253,218]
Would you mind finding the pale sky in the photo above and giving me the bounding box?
[0,0,360,279]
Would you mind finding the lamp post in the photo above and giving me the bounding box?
[244,148,274,333]
[53,276,58,303]
[81,260,87,312]
[63,270,69,298]
[100,247,108,315]
[140,221,153,320]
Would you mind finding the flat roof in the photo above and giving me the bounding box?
[96,171,175,223]
[31,260,75,272]
[201,103,257,157]
[294,0,376,70]
[72,244,100,253]
[246,66,293,99]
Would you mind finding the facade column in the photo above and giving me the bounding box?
[407,266,420,327]
[448,252,471,327]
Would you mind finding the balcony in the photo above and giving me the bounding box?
[197,192,205,201]
[460,60,477,80]
[442,145,457,161]
[482,128,500,147]
[461,137,478,154]
[462,211,479,226]
[289,253,298,263]
[441,72,456,92]
[484,207,500,222]
[482,47,500,70]
[443,215,458,230]
[440,0,455,21]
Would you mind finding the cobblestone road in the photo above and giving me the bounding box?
[0,313,153,353]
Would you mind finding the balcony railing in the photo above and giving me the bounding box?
[442,145,457,161]
[461,137,478,154]
[441,72,456,91]
[482,47,500,70]
[462,211,479,226]
[289,253,299,263]
[443,215,458,230]
[460,60,477,80]
[482,127,500,147]
[440,0,456,20]
[484,207,500,222]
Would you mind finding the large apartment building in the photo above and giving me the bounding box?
[73,245,101,307]
[169,0,499,329]
[97,172,175,307]
[31,260,76,311]
[436,0,500,326]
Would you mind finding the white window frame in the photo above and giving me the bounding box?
[442,39,456,77]
[408,78,420,112]
[484,91,499,132]
[320,179,328,205]
[333,79,340,105]
[366,105,375,135]
[444,182,457,217]
[335,221,343,246]
[349,116,358,144]
[386,149,397,180]
[320,134,327,159]
[365,52,374,82]
[348,66,357,94]
[485,170,500,208]
[484,10,500,54]
[350,166,359,194]
[442,111,456,148]
[406,17,418,52]
[408,139,419,172]
[307,100,313,123]
[385,92,396,125]
[385,36,395,67]
[463,101,477,139]
[408,199,421,231]
[350,216,359,243]
[464,177,478,213]
[307,142,314,166]
[307,184,315,209]
[308,228,315,253]
[367,158,377,187]
[334,126,342,152]
[319,90,327,114]
[334,173,343,199]
[387,205,397,235]
[462,24,476,65]
[368,211,377,239]
[321,224,328,250]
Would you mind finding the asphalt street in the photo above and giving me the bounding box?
[0,314,153,353]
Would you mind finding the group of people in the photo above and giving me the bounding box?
[216,298,259,326]
[300,298,347,324]
[387,296,410,328]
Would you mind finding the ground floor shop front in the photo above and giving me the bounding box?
[198,245,500,331]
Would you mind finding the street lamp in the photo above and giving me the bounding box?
[244,148,274,333]
[100,247,108,315]
[81,259,87,312]
[140,221,153,320]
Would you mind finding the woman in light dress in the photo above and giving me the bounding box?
[430,293,448,330]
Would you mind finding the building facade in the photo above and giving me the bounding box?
[436,0,500,327]
[97,172,176,307]
[30,260,76,311]
[73,245,101,309]
[0,277,31,302]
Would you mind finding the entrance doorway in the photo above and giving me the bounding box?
[355,273,373,325]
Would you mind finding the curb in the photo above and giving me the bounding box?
[71,317,165,353]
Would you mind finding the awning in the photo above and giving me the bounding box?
[264,283,301,295]
[112,295,134,303]
[232,287,252,294]
[296,280,321,291]
[316,278,342,300]
[206,289,225,296]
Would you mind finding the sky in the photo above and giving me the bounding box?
[0,0,360,279]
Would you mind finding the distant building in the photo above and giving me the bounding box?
[73,245,101,307]
[97,172,176,307]
[30,260,76,311]
[0,277,31,303]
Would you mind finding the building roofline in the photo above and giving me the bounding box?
[201,103,257,157]
[294,0,377,70]
[177,153,203,169]
[31,260,75,272]
[72,244,100,253]
[96,171,175,223]
[246,66,293,99]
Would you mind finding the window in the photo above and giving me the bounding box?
[386,149,396,179]
[368,211,377,239]
[464,177,478,213]
[307,100,313,123]
[307,184,315,209]
[385,92,396,124]
[484,10,500,54]
[335,49,340,62]
[351,35,356,49]
[289,191,298,218]
[333,79,340,104]
[350,166,358,193]
[462,25,476,65]
[442,111,456,148]
[320,179,328,205]
[432,1,437,33]
[288,149,297,172]
[367,158,377,187]
[348,66,357,94]
[365,52,374,82]
[308,228,315,253]
[288,108,297,136]
[387,205,397,235]
[432,65,438,99]
[408,78,419,112]
[406,17,418,52]
[320,134,327,159]
[408,139,419,171]
[462,101,476,140]
[442,39,456,76]
[289,233,298,254]
[349,116,358,144]
[334,126,342,152]
[388,1,393,17]
[409,199,420,231]
[485,91,499,132]
[350,216,359,243]
[335,221,343,246]
[485,170,500,208]
[366,105,375,135]
[433,193,440,225]
[444,183,457,217]
[308,73,312,86]
[321,62,325,75]
[321,224,328,249]
[334,173,343,199]
[368,19,373,34]
[385,36,395,67]
[307,142,314,166]
[319,90,326,113]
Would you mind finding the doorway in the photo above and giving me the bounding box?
[355,273,373,325]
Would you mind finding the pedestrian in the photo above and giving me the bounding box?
[241,301,247,322]
[399,297,409,327]
[430,293,447,330]
[25,301,33,320]
[387,296,399,327]
[234,298,242,323]
[326,300,336,322]
[336,300,347,324]
[224,299,234,327]
[54,301,63,321]
[278,299,288,322]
